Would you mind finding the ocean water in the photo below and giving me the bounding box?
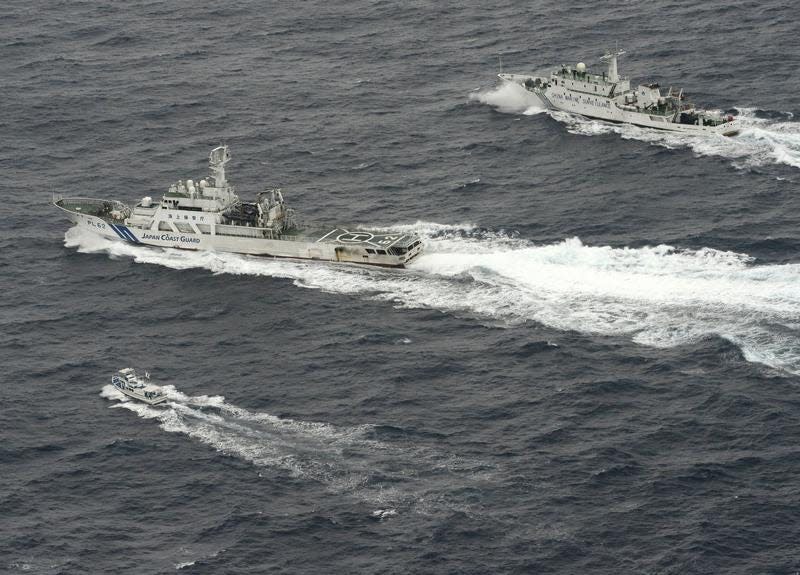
[2,0,800,573]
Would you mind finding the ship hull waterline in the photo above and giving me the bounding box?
[498,76,740,137]
[57,202,419,269]
[116,387,168,405]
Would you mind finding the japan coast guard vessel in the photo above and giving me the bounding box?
[499,48,740,136]
[54,146,423,268]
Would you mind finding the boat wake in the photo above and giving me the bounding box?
[469,80,547,116]
[70,225,800,375]
[473,82,800,170]
[100,383,492,515]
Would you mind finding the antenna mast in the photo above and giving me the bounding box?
[601,42,626,83]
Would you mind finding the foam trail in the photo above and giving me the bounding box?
[71,226,800,375]
[470,81,546,115]
[477,82,800,170]
[101,383,491,515]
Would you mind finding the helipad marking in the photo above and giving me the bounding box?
[374,235,403,248]
[336,232,375,244]
[315,229,337,243]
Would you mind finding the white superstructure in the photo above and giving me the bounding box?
[112,368,167,405]
[499,48,740,136]
[55,146,423,268]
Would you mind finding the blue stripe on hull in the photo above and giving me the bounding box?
[110,224,141,244]
[109,224,127,241]
[119,225,140,243]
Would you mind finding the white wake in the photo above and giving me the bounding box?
[101,383,490,515]
[474,81,800,170]
[469,80,547,116]
[69,225,800,375]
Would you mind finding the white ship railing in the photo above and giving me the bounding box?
[213,224,323,243]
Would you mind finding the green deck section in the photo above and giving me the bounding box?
[55,198,127,221]
[57,200,107,216]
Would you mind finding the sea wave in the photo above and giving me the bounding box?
[68,225,800,375]
[101,381,490,515]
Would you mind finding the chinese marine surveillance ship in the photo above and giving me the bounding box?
[499,47,740,136]
[54,146,423,268]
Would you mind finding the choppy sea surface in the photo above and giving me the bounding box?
[3,1,800,573]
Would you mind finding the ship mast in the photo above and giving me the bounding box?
[209,145,230,188]
[601,43,625,83]
[199,144,236,203]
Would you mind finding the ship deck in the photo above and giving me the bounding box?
[54,197,129,221]
[292,227,418,249]
[55,196,421,248]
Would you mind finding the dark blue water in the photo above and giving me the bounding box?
[3,1,800,572]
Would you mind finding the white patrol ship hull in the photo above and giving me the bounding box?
[55,203,420,267]
[499,48,740,137]
[54,146,423,268]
